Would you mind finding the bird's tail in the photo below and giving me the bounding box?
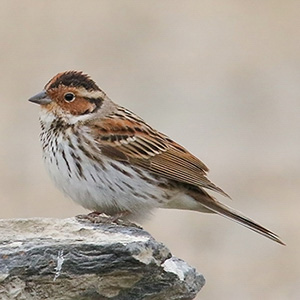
[193,191,285,245]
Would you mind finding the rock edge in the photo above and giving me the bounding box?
[0,217,205,300]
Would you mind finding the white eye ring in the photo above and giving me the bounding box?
[64,92,75,102]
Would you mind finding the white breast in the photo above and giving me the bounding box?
[39,111,174,221]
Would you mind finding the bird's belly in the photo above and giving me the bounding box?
[43,148,172,220]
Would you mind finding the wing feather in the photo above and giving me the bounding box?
[88,113,229,198]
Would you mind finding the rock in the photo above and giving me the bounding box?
[0,217,205,300]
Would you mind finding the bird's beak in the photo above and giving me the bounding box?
[28,90,52,105]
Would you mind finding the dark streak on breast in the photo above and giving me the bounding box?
[61,150,71,174]
[110,162,133,178]
[75,161,85,180]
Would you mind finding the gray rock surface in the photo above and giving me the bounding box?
[0,217,205,300]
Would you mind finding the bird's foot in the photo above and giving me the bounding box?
[76,211,142,229]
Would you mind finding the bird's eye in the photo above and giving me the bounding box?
[64,93,75,102]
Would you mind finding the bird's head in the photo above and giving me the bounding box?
[29,71,106,119]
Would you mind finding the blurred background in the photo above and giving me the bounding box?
[0,1,299,299]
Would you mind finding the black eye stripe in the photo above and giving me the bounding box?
[80,109,91,115]
[84,97,103,106]
[76,97,104,115]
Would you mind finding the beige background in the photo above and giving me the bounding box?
[0,1,299,299]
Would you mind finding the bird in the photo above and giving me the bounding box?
[28,70,284,245]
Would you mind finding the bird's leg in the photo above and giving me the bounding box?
[76,211,142,228]
[107,211,142,228]
[110,210,130,221]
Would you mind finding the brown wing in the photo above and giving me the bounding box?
[88,111,229,198]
